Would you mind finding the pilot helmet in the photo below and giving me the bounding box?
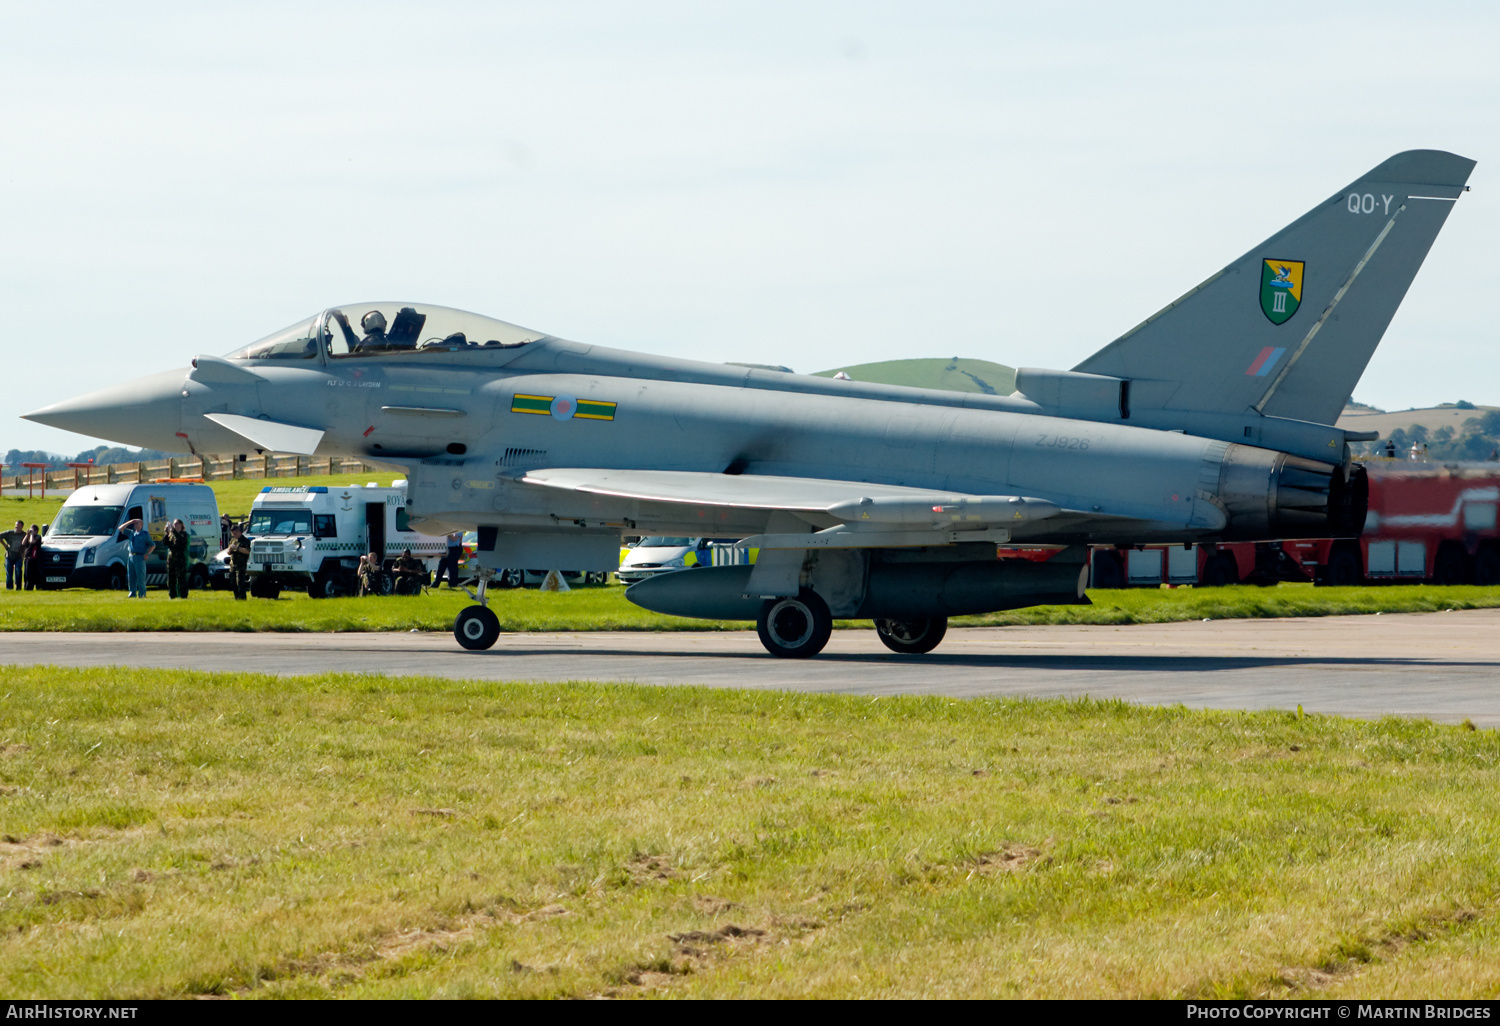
[361,310,387,333]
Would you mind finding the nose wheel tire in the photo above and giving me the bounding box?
[454,605,501,651]
[756,590,833,659]
[873,616,948,655]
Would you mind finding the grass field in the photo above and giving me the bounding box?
[3,665,1499,999]
[4,580,1500,634]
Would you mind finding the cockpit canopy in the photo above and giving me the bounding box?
[224,303,546,362]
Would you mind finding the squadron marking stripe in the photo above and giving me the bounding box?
[511,394,617,420]
[573,400,617,421]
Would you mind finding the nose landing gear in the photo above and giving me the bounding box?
[454,566,501,651]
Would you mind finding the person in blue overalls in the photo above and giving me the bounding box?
[119,519,155,598]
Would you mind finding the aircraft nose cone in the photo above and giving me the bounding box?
[23,369,189,452]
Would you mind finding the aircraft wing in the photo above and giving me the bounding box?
[519,468,1190,538]
[518,468,973,511]
[516,467,1135,533]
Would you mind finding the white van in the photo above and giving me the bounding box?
[245,482,445,597]
[38,482,220,590]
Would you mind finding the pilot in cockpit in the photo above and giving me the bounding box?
[332,309,389,352]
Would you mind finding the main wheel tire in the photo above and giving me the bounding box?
[106,565,127,591]
[874,616,948,655]
[756,589,833,659]
[454,605,501,651]
[1323,547,1364,587]
[1199,553,1239,587]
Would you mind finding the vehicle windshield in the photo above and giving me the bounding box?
[50,505,124,537]
[249,509,314,535]
[319,303,545,358]
[223,316,320,361]
[636,537,693,547]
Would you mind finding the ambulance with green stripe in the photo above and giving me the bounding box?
[244,482,445,598]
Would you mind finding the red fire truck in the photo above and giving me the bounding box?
[1089,462,1500,588]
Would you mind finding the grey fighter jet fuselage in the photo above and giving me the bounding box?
[25,150,1476,657]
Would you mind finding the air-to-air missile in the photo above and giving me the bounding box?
[25,151,1475,657]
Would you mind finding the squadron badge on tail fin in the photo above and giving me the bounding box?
[1260,259,1305,325]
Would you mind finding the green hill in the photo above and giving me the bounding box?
[811,357,1016,396]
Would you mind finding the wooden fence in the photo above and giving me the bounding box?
[4,456,378,495]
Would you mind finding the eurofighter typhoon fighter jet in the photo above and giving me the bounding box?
[25,151,1475,656]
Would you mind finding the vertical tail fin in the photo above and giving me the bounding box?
[1074,150,1475,427]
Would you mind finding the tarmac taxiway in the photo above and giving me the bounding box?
[5,608,1500,725]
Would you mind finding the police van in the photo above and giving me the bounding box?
[245,482,445,597]
[38,482,220,590]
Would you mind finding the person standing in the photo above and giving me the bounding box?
[219,512,233,551]
[225,524,251,600]
[21,524,43,591]
[119,518,155,598]
[434,531,464,588]
[163,518,191,599]
[1,519,24,590]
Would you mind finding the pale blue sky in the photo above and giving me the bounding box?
[4,0,1496,453]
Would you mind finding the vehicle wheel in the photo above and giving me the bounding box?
[454,605,500,650]
[106,565,127,591]
[1323,547,1364,587]
[1199,553,1239,587]
[309,572,343,599]
[1091,550,1125,589]
[874,616,948,654]
[1475,548,1500,586]
[250,577,283,600]
[500,568,525,588]
[189,566,209,591]
[1433,543,1469,586]
[756,590,833,659]
[585,571,609,585]
[376,574,393,596]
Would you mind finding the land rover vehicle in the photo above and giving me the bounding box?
[245,483,445,598]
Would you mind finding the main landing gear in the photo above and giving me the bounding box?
[756,590,833,659]
[753,592,951,659]
[873,616,948,655]
[454,567,501,651]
